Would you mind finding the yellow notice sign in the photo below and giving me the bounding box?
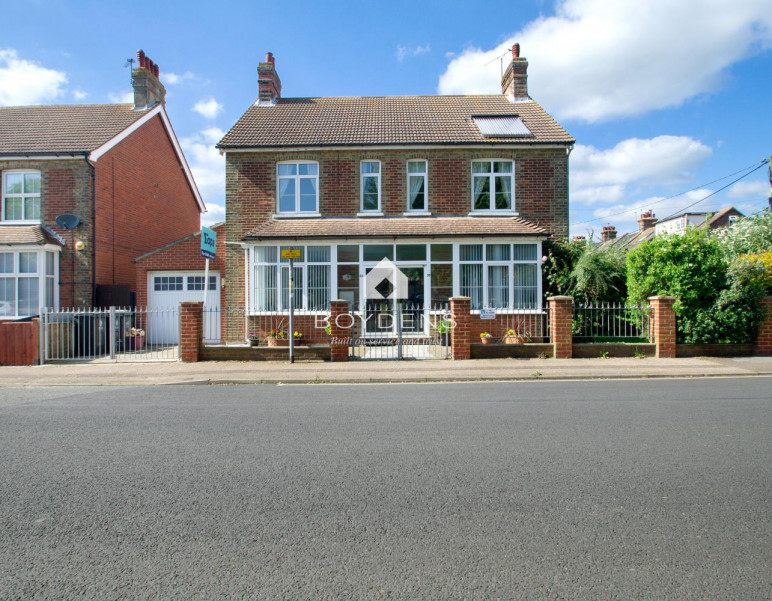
[280,249,301,260]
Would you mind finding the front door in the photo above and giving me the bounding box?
[362,264,427,336]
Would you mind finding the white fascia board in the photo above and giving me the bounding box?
[221,143,573,153]
[88,105,207,214]
[244,235,546,245]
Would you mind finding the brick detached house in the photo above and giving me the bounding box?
[0,50,204,320]
[216,46,573,342]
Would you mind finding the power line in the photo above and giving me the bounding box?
[570,158,769,227]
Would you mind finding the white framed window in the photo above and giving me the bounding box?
[459,242,538,310]
[250,245,331,312]
[277,161,319,214]
[407,160,428,212]
[0,249,58,318]
[360,161,381,212]
[3,170,41,222]
[153,276,183,291]
[471,160,514,212]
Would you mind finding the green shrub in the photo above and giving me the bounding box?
[543,237,586,298]
[717,210,772,258]
[572,247,627,303]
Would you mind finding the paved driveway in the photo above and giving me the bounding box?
[1,379,771,599]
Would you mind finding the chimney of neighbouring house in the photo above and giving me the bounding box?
[638,210,657,233]
[132,49,166,110]
[501,43,528,100]
[257,52,282,104]
[601,225,617,243]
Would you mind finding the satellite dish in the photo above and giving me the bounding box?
[55,214,80,230]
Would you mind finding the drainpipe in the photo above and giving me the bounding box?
[88,157,96,306]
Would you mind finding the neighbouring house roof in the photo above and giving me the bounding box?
[598,228,656,251]
[703,206,744,228]
[0,103,206,213]
[243,216,549,241]
[0,224,65,246]
[0,104,147,155]
[218,96,574,149]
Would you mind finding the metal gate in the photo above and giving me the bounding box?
[349,302,450,360]
[40,306,180,363]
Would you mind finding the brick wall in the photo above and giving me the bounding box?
[94,114,201,293]
[649,296,676,358]
[1,159,93,307]
[755,296,772,356]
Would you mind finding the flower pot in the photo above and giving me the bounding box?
[267,338,289,347]
[480,337,493,344]
[503,335,526,344]
[249,339,260,347]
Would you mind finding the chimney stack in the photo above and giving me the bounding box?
[257,52,282,104]
[600,225,617,243]
[638,210,657,233]
[501,43,528,100]
[132,49,166,110]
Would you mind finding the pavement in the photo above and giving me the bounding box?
[2,355,772,386]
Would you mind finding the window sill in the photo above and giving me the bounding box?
[468,211,520,217]
[1,219,43,225]
[356,212,384,217]
[273,213,321,219]
[402,211,432,217]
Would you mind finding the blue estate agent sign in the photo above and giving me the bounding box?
[201,226,216,260]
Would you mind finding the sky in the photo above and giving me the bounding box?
[2,0,771,237]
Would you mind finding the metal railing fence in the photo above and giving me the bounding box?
[572,302,651,342]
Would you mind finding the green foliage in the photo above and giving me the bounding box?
[627,228,726,314]
[572,247,627,302]
[543,237,586,297]
[717,210,772,258]
[627,227,764,343]
[737,251,772,294]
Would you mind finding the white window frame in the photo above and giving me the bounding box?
[276,161,319,214]
[2,170,42,223]
[470,159,515,213]
[360,161,381,213]
[0,247,59,319]
[406,159,428,213]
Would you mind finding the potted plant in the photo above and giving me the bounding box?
[293,331,304,344]
[479,332,493,344]
[502,329,530,344]
[126,327,146,351]
[267,330,289,347]
[247,333,260,347]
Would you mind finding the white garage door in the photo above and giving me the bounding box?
[147,271,221,344]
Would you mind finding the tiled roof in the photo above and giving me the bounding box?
[0,225,65,246]
[218,96,574,149]
[244,216,548,241]
[0,104,147,155]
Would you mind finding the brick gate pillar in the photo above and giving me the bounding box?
[649,296,676,358]
[329,300,351,362]
[449,297,471,360]
[755,296,772,356]
[548,296,573,359]
[180,301,204,362]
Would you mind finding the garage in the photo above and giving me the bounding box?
[147,271,221,344]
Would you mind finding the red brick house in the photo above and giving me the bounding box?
[217,46,573,341]
[0,50,204,320]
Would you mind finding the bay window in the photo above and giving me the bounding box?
[0,249,58,318]
[460,242,539,310]
[472,160,514,212]
[251,245,330,312]
[3,170,41,222]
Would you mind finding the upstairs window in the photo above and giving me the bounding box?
[277,162,318,214]
[471,160,514,212]
[3,171,41,222]
[407,160,428,212]
[360,161,381,212]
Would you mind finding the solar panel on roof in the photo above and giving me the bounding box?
[472,116,532,138]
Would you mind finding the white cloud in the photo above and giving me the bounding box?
[165,71,195,85]
[397,44,431,62]
[201,203,225,227]
[72,89,88,101]
[570,135,712,205]
[0,49,67,106]
[589,189,714,227]
[727,180,769,199]
[193,97,223,119]
[108,90,133,103]
[438,0,772,122]
[180,127,225,214]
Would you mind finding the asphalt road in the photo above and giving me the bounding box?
[1,378,771,600]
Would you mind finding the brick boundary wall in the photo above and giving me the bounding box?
[449,297,471,360]
[649,296,676,359]
[548,296,573,359]
[755,296,772,356]
[180,301,203,362]
[329,300,350,362]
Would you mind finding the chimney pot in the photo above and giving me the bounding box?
[638,210,657,233]
[132,49,166,109]
[512,43,520,58]
[601,225,617,242]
